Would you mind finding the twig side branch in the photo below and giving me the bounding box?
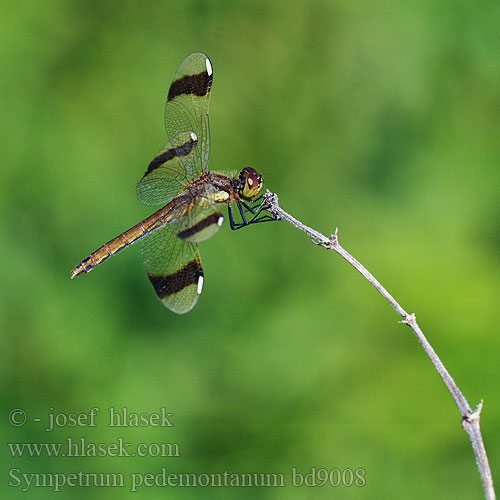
[263,190,495,500]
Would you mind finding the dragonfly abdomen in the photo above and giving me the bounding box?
[70,200,181,279]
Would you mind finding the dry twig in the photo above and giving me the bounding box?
[263,190,495,500]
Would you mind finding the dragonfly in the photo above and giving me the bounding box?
[71,52,274,313]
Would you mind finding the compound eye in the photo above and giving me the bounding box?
[240,167,263,199]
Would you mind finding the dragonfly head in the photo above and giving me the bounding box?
[237,167,263,200]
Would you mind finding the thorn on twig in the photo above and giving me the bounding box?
[462,400,484,427]
[311,236,333,249]
[329,227,339,247]
[399,312,416,326]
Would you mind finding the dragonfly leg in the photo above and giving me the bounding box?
[248,203,277,223]
[228,203,237,229]
[240,199,260,214]
[237,199,250,223]
[248,214,277,224]
[229,200,255,230]
[229,198,278,230]
[228,203,247,230]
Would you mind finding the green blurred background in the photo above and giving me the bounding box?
[1,1,499,498]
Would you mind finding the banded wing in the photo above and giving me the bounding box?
[136,131,198,206]
[142,224,203,314]
[142,204,224,314]
[165,52,213,177]
[172,205,224,243]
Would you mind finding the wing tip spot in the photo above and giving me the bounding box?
[197,276,204,295]
[205,57,213,76]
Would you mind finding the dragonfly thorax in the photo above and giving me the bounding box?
[237,167,263,200]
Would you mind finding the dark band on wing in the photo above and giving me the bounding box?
[168,72,213,101]
[148,259,202,298]
[177,213,221,240]
[144,136,197,175]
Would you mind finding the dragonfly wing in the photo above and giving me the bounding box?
[136,131,198,206]
[165,52,213,176]
[172,205,224,243]
[141,224,203,314]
